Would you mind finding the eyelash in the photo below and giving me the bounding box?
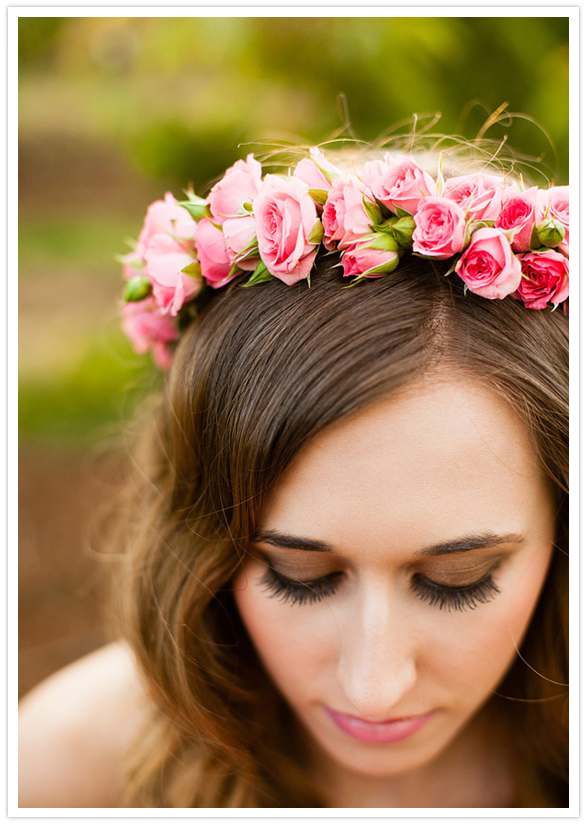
[410,572,500,612]
[260,566,501,612]
[260,567,343,606]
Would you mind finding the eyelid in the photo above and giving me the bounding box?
[259,565,343,606]
[256,548,342,579]
[412,551,511,577]
[258,548,508,585]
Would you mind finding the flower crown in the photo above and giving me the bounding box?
[120,147,569,369]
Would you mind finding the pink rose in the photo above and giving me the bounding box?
[412,197,466,259]
[443,173,509,222]
[136,192,197,258]
[252,174,319,285]
[495,188,539,252]
[207,154,262,224]
[513,250,569,310]
[455,227,522,299]
[121,297,178,370]
[540,185,569,247]
[322,175,374,250]
[132,192,201,315]
[293,147,340,191]
[194,218,234,288]
[144,233,202,315]
[361,155,435,216]
[341,234,399,279]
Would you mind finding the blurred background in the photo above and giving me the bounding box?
[18,15,569,697]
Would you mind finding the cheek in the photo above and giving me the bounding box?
[233,563,335,695]
[421,552,551,705]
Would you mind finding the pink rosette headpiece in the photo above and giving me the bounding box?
[119,145,569,368]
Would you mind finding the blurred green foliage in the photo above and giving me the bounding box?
[19,336,159,447]
[19,216,140,273]
[18,17,66,68]
[19,17,569,185]
[18,15,569,447]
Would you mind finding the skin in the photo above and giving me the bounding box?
[18,642,148,807]
[233,374,555,807]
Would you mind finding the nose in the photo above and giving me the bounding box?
[336,577,417,719]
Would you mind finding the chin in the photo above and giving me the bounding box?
[301,717,448,780]
[319,737,441,779]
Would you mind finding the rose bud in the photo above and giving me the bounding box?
[342,233,400,279]
[123,276,152,303]
[535,217,566,249]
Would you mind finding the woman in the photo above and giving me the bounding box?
[18,141,569,808]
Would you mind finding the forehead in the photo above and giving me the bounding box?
[260,376,550,560]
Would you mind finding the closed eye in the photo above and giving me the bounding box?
[410,572,501,612]
[260,566,343,606]
[259,563,501,612]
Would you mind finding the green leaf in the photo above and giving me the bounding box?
[308,188,328,206]
[181,261,202,278]
[178,200,211,221]
[443,257,459,277]
[241,260,273,287]
[529,223,541,250]
[227,264,242,279]
[342,274,367,288]
[372,196,392,219]
[392,204,412,219]
[463,219,493,249]
[500,227,517,246]
[309,156,336,185]
[234,236,260,263]
[363,196,383,227]
[307,219,324,245]
[468,219,493,234]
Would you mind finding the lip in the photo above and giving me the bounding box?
[324,706,435,744]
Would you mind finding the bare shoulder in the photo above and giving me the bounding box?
[18,641,152,808]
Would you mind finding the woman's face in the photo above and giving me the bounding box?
[233,376,555,780]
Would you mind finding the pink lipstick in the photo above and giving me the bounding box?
[325,706,434,744]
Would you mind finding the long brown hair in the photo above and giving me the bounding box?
[115,250,568,807]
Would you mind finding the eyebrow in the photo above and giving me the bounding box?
[251,530,524,557]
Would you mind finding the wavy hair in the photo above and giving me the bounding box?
[112,241,568,807]
[113,121,568,805]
